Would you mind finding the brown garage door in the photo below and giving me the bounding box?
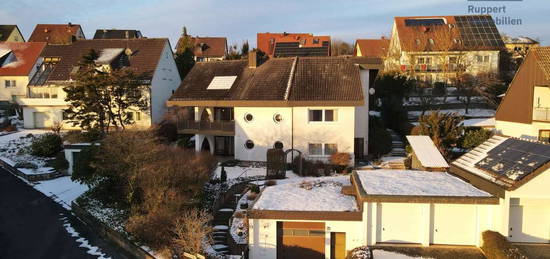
[277,222,325,259]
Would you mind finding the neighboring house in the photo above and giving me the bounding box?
[451,135,550,243]
[18,38,181,129]
[167,54,381,163]
[93,29,143,39]
[175,36,227,62]
[28,23,85,45]
[0,25,25,42]
[0,42,46,102]
[495,47,550,143]
[502,35,539,60]
[386,15,504,84]
[257,33,331,58]
[353,37,390,58]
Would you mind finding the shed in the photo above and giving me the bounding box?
[406,135,449,171]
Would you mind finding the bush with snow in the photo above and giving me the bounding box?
[348,246,372,259]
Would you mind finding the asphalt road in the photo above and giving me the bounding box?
[0,168,127,259]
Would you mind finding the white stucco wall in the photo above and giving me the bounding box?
[150,42,181,124]
[0,57,42,102]
[495,120,550,140]
[248,218,364,259]
[355,70,370,155]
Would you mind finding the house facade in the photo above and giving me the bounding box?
[495,47,550,143]
[0,25,25,42]
[502,35,539,60]
[0,42,45,102]
[167,54,380,162]
[18,38,181,129]
[386,15,503,84]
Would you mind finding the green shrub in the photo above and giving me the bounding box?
[481,231,526,259]
[71,145,100,185]
[30,133,63,157]
[369,116,392,157]
[63,130,103,143]
[462,128,492,149]
[45,152,69,172]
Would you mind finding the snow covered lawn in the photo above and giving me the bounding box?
[356,170,491,197]
[213,165,298,180]
[408,108,495,118]
[0,129,53,175]
[33,176,88,209]
[251,176,358,211]
[373,249,432,259]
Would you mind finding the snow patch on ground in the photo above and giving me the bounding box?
[213,165,299,180]
[252,176,358,211]
[61,217,111,259]
[373,249,432,259]
[34,176,88,209]
[408,108,495,118]
[0,129,53,174]
[356,170,491,197]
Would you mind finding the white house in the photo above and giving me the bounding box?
[18,38,181,129]
[0,42,45,103]
[167,54,382,163]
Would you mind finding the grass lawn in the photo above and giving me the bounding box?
[514,243,550,259]
[372,245,486,259]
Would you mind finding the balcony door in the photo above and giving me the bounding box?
[214,136,234,156]
[214,107,234,122]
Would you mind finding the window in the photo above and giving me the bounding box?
[476,55,483,62]
[274,141,284,149]
[483,56,490,63]
[245,140,254,149]
[4,80,16,88]
[449,57,457,64]
[244,113,254,122]
[540,130,550,143]
[127,111,142,121]
[417,57,425,64]
[309,109,337,122]
[428,38,435,45]
[324,144,338,155]
[273,113,283,123]
[309,143,323,155]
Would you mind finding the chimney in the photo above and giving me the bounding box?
[248,51,258,68]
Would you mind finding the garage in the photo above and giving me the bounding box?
[33,112,47,128]
[509,198,550,243]
[378,203,423,244]
[432,204,478,245]
[276,222,325,259]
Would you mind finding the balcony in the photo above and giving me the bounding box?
[533,107,550,122]
[177,120,235,136]
[17,98,67,106]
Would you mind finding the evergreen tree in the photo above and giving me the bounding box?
[175,26,196,79]
[240,40,249,57]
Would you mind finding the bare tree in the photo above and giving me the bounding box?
[172,209,213,256]
[331,39,353,56]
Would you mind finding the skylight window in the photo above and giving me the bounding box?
[207,76,237,90]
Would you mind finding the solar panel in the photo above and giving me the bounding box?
[475,139,550,181]
[405,19,446,27]
[273,42,330,57]
[206,76,237,90]
[454,16,504,49]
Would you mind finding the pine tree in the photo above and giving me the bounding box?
[175,26,196,79]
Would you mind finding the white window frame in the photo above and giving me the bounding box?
[308,143,338,157]
[4,80,16,88]
[308,109,337,123]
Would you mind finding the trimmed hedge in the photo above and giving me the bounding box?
[481,231,527,259]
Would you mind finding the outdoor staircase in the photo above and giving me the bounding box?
[390,131,407,157]
[379,130,407,169]
[211,192,242,256]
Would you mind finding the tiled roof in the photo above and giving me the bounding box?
[394,15,504,52]
[93,29,143,39]
[0,42,46,76]
[0,25,19,41]
[28,24,83,45]
[354,38,390,58]
[533,47,550,80]
[37,38,167,83]
[170,56,365,103]
[176,36,227,58]
[257,33,331,57]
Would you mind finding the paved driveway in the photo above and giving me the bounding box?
[0,168,126,259]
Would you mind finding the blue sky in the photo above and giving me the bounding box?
[2,0,548,48]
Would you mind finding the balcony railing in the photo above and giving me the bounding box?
[533,107,550,121]
[177,120,235,135]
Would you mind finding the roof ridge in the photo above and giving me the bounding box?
[284,57,298,101]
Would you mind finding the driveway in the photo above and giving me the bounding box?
[0,168,126,259]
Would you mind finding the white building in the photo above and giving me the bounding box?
[0,42,45,103]
[167,54,382,163]
[18,38,181,129]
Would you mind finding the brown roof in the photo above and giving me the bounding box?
[176,36,227,58]
[394,15,504,52]
[0,25,21,41]
[37,38,168,83]
[169,56,365,105]
[0,42,46,76]
[354,38,390,58]
[93,29,143,39]
[533,47,550,80]
[257,33,331,57]
[28,24,84,45]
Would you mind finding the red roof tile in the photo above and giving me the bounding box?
[257,33,331,57]
[175,36,227,58]
[28,24,84,45]
[0,42,46,76]
[354,38,390,58]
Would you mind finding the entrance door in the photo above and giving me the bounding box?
[215,136,234,156]
[33,112,47,128]
[277,222,325,259]
[354,138,364,160]
[331,232,346,259]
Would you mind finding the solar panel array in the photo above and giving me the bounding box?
[475,139,550,181]
[273,41,330,57]
[454,16,504,49]
[405,19,446,27]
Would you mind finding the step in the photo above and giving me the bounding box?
[218,208,234,213]
[214,225,229,231]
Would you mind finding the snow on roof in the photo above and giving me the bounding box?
[356,170,491,197]
[406,135,449,168]
[252,176,358,212]
[95,48,125,65]
[207,76,237,90]
[0,48,11,59]
[462,117,495,127]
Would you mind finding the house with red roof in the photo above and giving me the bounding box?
[175,35,228,62]
[353,37,390,59]
[257,33,331,58]
[0,42,46,102]
[28,23,85,45]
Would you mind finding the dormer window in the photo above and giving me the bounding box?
[0,49,16,67]
[95,48,126,70]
